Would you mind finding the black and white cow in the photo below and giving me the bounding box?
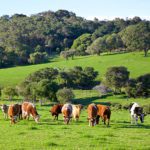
[129,102,146,124]
[0,104,9,119]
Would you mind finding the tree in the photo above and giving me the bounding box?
[28,52,49,64]
[120,22,150,56]
[56,88,74,103]
[105,33,124,53]
[59,66,98,89]
[105,66,130,93]
[136,74,150,97]
[71,33,92,55]
[25,67,59,83]
[125,74,150,98]
[19,67,59,101]
[2,86,18,100]
[125,79,137,98]
[60,50,75,60]
[86,36,107,55]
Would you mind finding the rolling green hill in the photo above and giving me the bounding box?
[0,52,149,86]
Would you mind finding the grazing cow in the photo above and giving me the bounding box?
[62,104,72,124]
[130,102,145,124]
[8,104,22,124]
[72,104,83,121]
[49,104,63,120]
[96,104,111,126]
[0,104,9,119]
[22,102,40,123]
[87,103,98,126]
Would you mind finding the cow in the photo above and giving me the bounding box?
[0,104,9,119]
[72,104,83,121]
[129,102,146,124]
[87,103,98,126]
[8,104,22,124]
[62,104,72,124]
[49,104,63,120]
[96,104,111,126]
[22,102,40,123]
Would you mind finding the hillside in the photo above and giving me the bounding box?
[0,52,149,86]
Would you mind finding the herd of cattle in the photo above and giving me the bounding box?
[0,102,147,126]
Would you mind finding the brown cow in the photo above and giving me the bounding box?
[72,104,83,121]
[96,104,111,126]
[49,104,63,120]
[22,102,40,123]
[8,104,22,124]
[87,103,98,126]
[62,104,72,124]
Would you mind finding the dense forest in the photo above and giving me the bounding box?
[0,9,150,68]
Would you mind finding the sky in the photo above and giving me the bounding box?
[0,0,150,20]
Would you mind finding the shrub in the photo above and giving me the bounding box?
[56,88,74,103]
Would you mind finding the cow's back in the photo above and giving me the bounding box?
[87,104,97,119]
[8,104,21,117]
[62,104,72,117]
[51,104,63,114]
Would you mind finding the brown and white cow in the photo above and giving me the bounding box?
[87,103,98,126]
[49,104,63,120]
[0,104,9,119]
[8,104,22,124]
[62,104,72,124]
[22,102,40,123]
[96,104,111,126]
[72,104,83,121]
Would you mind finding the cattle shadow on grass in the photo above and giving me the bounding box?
[113,121,150,129]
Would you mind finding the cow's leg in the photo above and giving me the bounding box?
[54,115,56,120]
[89,120,91,126]
[96,115,100,124]
[131,115,134,124]
[107,119,110,126]
[104,116,106,125]
[56,114,58,120]
[135,115,138,125]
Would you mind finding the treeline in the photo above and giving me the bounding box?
[103,67,150,98]
[0,10,149,68]
[0,66,98,103]
[62,21,150,59]
[1,66,149,103]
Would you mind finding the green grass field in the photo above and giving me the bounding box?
[0,52,149,86]
[0,52,150,149]
[0,101,150,150]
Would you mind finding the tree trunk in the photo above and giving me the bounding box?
[39,99,43,106]
[144,49,148,57]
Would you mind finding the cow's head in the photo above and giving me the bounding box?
[134,107,146,123]
[64,116,72,124]
[34,115,40,123]
[10,115,17,124]
[0,104,8,112]
[139,113,147,123]
[87,118,96,126]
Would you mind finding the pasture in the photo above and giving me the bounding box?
[0,52,150,86]
[0,91,150,150]
[0,52,149,149]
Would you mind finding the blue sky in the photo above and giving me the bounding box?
[0,0,150,20]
